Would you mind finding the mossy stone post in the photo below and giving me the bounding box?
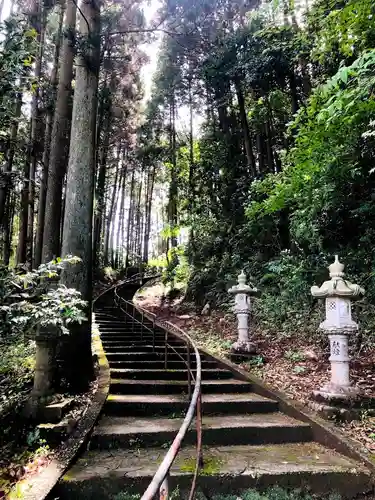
[25,273,60,419]
[25,325,60,419]
[229,271,258,356]
[311,256,364,408]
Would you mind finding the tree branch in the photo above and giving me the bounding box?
[71,0,90,35]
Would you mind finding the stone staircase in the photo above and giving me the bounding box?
[53,305,372,500]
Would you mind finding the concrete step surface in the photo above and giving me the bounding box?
[90,413,313,449]
[108,377,252,395]
[106,359,217,369]
[53,303,374,499]
[109,367,233,380]
[57,442,372,499]
[103,392,279,416]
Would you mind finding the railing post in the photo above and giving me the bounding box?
[159,474,169,500]
[125,301,128,324]
[187,343,192,399]
[152,316,155,352]
[132,307,135,335]
[164,331,168,369]
[197,390,204,468]
[141,310,144,341]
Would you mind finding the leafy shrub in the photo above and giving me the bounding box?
[0,256,87,338]
[0,257,87,411]
[103,267,119,281]
[212,487,341,499]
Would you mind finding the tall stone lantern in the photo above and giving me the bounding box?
[229,271,258,354]
[311,256,364,402]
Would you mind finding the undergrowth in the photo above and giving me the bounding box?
[112,488,341,500]
[211,487,341,499]
[0,334,35,415]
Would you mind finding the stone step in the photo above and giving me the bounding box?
[99,333,180,342]
[104,393,278,416]
[102,344,189,352]
[90,413,312,449]
[98,326,162,332]
[98,330,164,336]
[100,336,181,344]
[106,359,218,369]
[102,343,185,351]
[56,443,372,499]
[105,351,207,362]
[109,368,233,380]
[109,378,252,395]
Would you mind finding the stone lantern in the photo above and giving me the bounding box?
[229,271,258,354]
[311,256,364,403]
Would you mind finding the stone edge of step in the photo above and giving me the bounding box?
[92,412,312,437]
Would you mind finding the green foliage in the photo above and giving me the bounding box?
[112,488,180,500]
[284,350,306,363]
[212,487,341,499]
[309,0,375,62]
[0,257,87,338]
[163,245,190,288]
[141,0,375,348]
[0,257,87,413]
[103,267,119,282]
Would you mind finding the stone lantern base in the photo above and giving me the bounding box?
[232,340,257,354]
[230,340,257,363]
[313,382,360,400]
[310,384,370,422]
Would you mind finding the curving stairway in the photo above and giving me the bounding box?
[52,287,373,500]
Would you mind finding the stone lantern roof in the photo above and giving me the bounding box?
[229,270,258,296]
[311,256,365,299]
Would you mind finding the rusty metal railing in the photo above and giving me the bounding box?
[113,286,203,500]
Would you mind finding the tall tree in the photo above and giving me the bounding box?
[34,0,65,266]
[42,0,76,263]
[60,0,100,391]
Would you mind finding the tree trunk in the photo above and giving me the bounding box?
[265,119,274,172]
[290,71,299,115]
[0,92,22,227]
[143,165,155,263]
[28,6,46,268]
[109,165,123,267]
[60,0,100,392]
[42,0,77,262]
[93,77,113,270]
[104,151,120,265]
[188,77,195,198]
[34,2,64,267]
[17,154,30,265]
[256,132,265,174]
[3,190,15,265]
[125,168,135,268]
[234,78,256,177]
[17,0,43,266]
[168,95,178,249]
[135,173,142,262]
[115,167,126,268]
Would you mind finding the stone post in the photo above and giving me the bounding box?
[311,256,364,405]
[229,271,258,355]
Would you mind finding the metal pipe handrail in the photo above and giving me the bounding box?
[114,288,153,335]
[112,286,203,500]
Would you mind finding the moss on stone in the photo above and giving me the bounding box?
[180,456,223,475]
